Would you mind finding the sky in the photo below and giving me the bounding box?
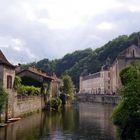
[0,0,140,64]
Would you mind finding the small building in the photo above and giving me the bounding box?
[0,50,15,118]
[16,66,62,98]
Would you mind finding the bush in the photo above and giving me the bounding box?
[17,85,40,96]
[112,63,140,140]
[0,84,7,122]
[47,98,62,110]
[14,76,41,96]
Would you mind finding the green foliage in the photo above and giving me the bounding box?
[14,76,41,96]
[62,75,74,99]
[23,31,140,89]
[14,76,22,90]
[119,66,138,86]
[0,84,7,114]
[17,85,40,96]
[47,98,62,110]
[112,63,140,140]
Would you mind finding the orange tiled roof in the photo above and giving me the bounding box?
[28,67,54,80]
[17,66,54,80]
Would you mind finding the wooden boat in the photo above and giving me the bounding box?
[7,117,21,123]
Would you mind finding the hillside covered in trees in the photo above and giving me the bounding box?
[24,31,140,90]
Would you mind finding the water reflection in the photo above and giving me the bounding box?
[0,103,119,140]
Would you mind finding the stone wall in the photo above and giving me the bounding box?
[76,93,119,104]
[13,96,44,117]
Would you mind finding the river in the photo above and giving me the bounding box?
[0,103,119,140]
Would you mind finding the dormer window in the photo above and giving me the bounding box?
[7,75,12,89]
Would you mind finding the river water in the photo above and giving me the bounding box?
[0,103,119,140]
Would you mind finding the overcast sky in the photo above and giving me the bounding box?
[0,0,140,64]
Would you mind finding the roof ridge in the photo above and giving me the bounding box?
[0,50,15,68]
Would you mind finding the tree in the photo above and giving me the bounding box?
[0,84,7,123]
[62,75,74,100]
[112,64,140,140]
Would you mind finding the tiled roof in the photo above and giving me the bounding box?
[17,66,54,80]
[0,50,15,68]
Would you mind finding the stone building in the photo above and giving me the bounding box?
[79,38,140,94]
[0,50,16,118]
[79,68,111,94]
[110,43,140,92]
[16,66,62,98]
[0,50,62,120]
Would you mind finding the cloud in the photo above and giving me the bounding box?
[97,22,113,30]
[0,0,140,64]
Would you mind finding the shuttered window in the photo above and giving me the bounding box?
[7,75,12,89]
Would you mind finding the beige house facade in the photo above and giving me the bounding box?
[79,39,140,94]
[80,70,111,94]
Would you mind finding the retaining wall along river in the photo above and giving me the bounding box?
[76,93,119,104]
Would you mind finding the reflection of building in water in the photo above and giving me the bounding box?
[79,37,140,94]
[78,103,117,139]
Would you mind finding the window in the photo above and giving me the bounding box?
[108,72,110,77]
[7,75,12,89]
[132,50,135,57]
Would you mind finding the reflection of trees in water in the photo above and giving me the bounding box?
[40,106,77,136]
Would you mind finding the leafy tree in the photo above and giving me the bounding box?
[0,84,7,122]
[112,64,140,140]
[62,75,74,99]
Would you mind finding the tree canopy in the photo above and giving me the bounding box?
[62,75,74,99]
